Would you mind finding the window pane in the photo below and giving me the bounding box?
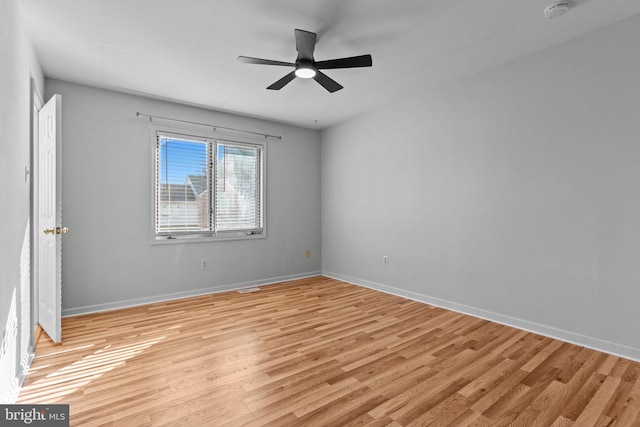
[156,136,210,234]
[215,143,262,232]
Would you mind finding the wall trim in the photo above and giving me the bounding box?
[62,271,322,317]
[323,271,640,363]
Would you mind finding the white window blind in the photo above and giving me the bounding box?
[215,142,262,233]
[154,130,264,241]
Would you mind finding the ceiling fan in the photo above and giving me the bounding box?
[238,29,372,93]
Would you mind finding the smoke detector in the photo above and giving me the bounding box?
[544,2,571,19]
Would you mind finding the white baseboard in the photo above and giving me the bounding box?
[323,271,640,363]
[62,271,322,317]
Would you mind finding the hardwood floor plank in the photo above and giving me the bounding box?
[530,351,609,426]
[550,415,575,426]
[17,276,640,426]
[573,375,621,426]
[520,339,566,373]
[404,391,470,426]
[612,405,640,426]
[509,379,565,426]
[470,367,530,414]
[458,357,518,400]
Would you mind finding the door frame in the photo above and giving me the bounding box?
[30,79,44,346]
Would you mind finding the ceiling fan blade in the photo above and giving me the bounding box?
[295,29,317,60]
[316,54,373,69]
[313,71,343,93]
[267,71,297,90]
[237,56,294,67]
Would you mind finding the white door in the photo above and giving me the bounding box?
[37,94,63,343]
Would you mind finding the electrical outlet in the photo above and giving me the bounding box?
[201,259,209,270]
[305,249,311,258]
[382,255,389,266]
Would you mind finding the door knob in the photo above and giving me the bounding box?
[44,227,68,235]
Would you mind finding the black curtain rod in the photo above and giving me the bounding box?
[136,112,282,140]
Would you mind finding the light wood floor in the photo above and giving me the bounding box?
[18,276,640,426]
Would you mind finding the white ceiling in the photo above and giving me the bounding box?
[19,0,640,129]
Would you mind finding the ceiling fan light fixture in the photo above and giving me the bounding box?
[294,66,316,79]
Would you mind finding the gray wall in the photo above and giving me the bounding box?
[0,0,43,402]
[322,13,640,356]
[46,80,321,313]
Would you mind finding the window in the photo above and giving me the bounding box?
[153,128,264,242]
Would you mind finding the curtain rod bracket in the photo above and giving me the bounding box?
[137,112,152,122]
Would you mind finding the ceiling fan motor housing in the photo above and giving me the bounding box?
[295,59,317,78]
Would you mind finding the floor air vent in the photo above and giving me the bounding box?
[238,287,260,294]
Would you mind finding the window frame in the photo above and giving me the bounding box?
[150,125,266,244]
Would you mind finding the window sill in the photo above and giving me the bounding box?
[151,233,266,245]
